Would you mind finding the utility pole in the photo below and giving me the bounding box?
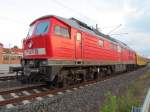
[96,24,99,30]
[8,43,11,64]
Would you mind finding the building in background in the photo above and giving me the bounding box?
[0,43,3,64]
[0,43,23,64]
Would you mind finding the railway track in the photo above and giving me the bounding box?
[0,67,148,109]
[0,75,16,81]
[0,72,123,108]
[0,83,48,108]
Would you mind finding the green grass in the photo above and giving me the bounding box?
[100,69,150,112]
[101,92,117,112]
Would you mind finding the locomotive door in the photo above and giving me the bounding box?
[75,32,82,59]
[117,45,121,62]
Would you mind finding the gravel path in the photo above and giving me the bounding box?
[0,66,149,112]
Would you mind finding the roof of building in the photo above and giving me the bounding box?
[3,48,23,54]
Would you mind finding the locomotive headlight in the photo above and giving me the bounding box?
[41,60,48,65]
[29,60,34,65]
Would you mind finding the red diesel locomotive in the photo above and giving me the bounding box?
[12,15,137,86]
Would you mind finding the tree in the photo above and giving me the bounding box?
[13,45,18,49]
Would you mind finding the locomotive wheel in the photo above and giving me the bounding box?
[93,72,98,80]
[97,69,105,79]
[16,71,29,84]
[55,76,70,88]
[53,75,64,88]
[62,77,68,88]
[62,75,74,87]
[52,74,70,88]
[85,69,96,81]
[107,69,112,75]
[19,76,29,84]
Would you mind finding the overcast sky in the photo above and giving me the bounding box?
[0,0,150,57]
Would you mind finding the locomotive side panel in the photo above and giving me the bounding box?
[50,18,75,60]
[83,33,119,64]
[129,51,136,64]
[121,48,128,62]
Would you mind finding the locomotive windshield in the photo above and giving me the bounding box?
[27,24,35,37]
[27,21,50,37]
[35,21,50,35]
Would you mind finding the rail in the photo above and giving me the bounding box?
[0,74,123,107]
[0,76,16,81]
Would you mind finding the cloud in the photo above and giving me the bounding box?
[124,0,150,33]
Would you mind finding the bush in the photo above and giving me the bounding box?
[100,90,140,112]
[100,70,150,112]
[118,91,140,112]
[101,92,117,112]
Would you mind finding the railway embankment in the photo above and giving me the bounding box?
[100,66,150,112]
[0,67,149,112]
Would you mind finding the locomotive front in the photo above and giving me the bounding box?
[17,17,53,83]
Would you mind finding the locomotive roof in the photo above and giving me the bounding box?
[31,15,131,49]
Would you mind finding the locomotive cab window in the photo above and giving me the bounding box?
[76,32,81,41]
[117,46,121,52]
[98,39,104,47]
[27,24,35,37]
[54,26,61,35]
[35,21,50,35]
[109,43,113,49]
[54,25,70,38]
[109,43,117,50]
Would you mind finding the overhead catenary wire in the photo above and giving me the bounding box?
[51,0,97,26]
[0,16,28,26]
[110,33,128,36]
[107,24,122,35]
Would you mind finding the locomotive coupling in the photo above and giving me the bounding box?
[24,67,39,76]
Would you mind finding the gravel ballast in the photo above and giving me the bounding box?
[0,67,149,112]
